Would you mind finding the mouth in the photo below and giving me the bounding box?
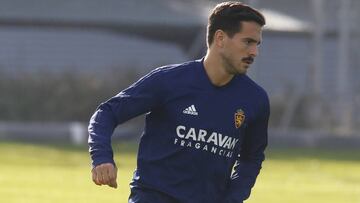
[242,57,254,65]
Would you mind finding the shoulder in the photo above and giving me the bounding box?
[240,75,270,114]
[130,60,197,84]
[242,75,268,99]
[150,59,200,79]
[129,59,200,92]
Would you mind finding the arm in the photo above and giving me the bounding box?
[225,95,270,202]
[88,69,164,187]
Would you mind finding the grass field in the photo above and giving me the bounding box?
[0,141,359,203]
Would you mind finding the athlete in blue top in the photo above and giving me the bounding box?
[89,2,269,203]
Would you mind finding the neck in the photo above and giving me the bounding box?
[203,50,234,87]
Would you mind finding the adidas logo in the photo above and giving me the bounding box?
[183,105,198,116]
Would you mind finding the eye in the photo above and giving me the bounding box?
[243,39,254,46]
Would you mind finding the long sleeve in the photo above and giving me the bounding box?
[225,94,270,203]
[88,68,164,168]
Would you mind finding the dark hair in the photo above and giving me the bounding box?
[207,1,265,46]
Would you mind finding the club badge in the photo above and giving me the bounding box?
[234,109,245,129]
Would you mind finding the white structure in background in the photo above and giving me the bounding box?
[0,121,137,144]
[0,0,359,141]
[261,9,311,32]
[69,122,87,145]
[0,28,187,74]
[311,0,324,95]
[337,0,352,134]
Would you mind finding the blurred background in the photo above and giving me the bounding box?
[0,0,359,203]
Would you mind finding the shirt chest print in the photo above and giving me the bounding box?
[235,109,246,129]
[173,104,241,158]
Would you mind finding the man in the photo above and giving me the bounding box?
[88,1,269,203]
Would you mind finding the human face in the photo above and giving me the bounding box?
[219,21,262,75]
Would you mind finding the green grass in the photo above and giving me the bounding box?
[0,141,359,203]
[248,148,360,203]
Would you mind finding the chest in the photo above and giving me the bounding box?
[161,86,257,137]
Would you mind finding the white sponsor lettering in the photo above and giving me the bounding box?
[223,138,232,149]
[174,138,234,158]
[203,145,208,151]
[185,128,197,141]
[230,138,239,149]
[198,129,207,142]
[218,134,228,147]
[211,147,217,154]
[174,125,240,159]
[207,132,218,145]
[176,126,186,138]
[176,125,239,150]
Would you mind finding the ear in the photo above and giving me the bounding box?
[214,30,226,48]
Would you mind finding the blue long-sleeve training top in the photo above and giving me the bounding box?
[88,58,270,203]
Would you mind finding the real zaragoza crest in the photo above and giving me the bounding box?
[234,109,245,129]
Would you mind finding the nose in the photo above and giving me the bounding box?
[249,45,258,57]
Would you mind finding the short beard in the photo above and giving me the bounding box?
[220,53,239,75]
